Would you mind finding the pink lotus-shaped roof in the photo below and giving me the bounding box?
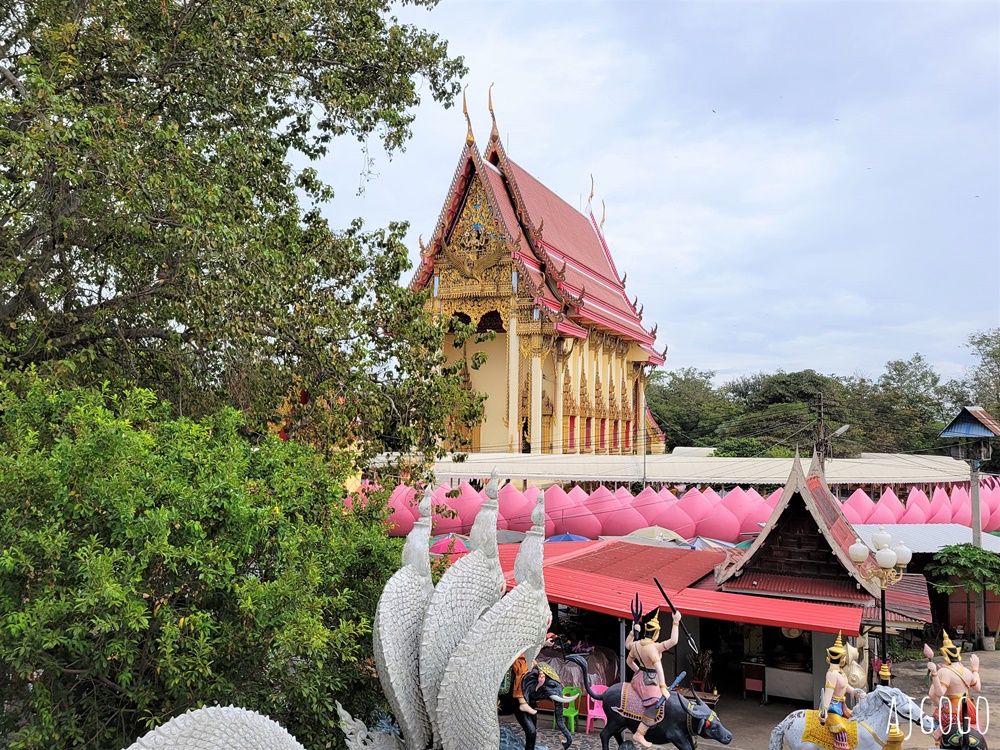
[585,485,623,528]
[876,488,905,521]
[843,489,875,523]
[544,485,577,535]
[701,487,723,505]
[498,483,533,532]
[676,488,712,523]
[568,485,590,504]
[652,502,697,539]
[658,487,679,501]
[867,500,900,526]
[614,487,634,504]
[432,488,464,536]
[720,487,754,523]
[898,500,928,524]
[631,487,666,524]
[746,488,765,505]
[905,488,932,516]
[984,486,1000,532]
[766,488,783,507]
[927,486,953,523]
[696,503,741,543]
[841,503,865,525]
[951,486,972,527]
[386,484,418,535]
[602,505,648,537]
[454,481,485,534]
[560,506,603,539]
[740,500,773,537]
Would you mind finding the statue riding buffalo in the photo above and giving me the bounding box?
[498,663,574,750]
[568,654,732,750]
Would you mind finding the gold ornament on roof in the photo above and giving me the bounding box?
[488,83,499,141]
[463,85,474,146]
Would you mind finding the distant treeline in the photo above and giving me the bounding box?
[646,328,1000,468]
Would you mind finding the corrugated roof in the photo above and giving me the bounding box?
[862,574,933,626]
[556,542,725,592]
[722,573,870,604]
[940,406,1000,439]
[496,539,861,635]
[853,524,1000,554]
[428,452,971,485]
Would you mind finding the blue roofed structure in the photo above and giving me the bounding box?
[939,406,1000,439]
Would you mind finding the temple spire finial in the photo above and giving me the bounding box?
[488,83,499,141]
[587,174,595,206]
[600,199,606,231]
[463,85,474,146]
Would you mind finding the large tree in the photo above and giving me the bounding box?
[0,376,400,750]
[0,0,475,464]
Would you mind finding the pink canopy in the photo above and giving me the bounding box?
[701,487,723,506]
[560,506,603,539]
[951,486,972,527]
[585,486,623,529]
[867,501,900,525]
[544,485,577,536]
[696,503,741,543]
[746,488,766,505]
[658,487,679,501]
[601,505,648,537]
[766,488,784,508]
[898,501,928,524]
[614,487,634,504]
[652,502,697,539]
[905,487,932,516]
[498,483,533,532]
[567,485,590,504]
[631,487,666,524]
[926,487,953,523]
[430,534,468,554]
[841,503,864,525]
[386,484,418,536]
[720,487,754,523]
[740,500,773,537]
[985,487,1000,532]
[876,488,905,521]
[843,489,875,523]
[676,488,712,524]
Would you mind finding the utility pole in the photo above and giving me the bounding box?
[940,406,1000,648]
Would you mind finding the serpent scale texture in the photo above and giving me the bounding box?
[123,706,305,750]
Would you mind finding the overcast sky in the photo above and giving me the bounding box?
[316,0,999,386]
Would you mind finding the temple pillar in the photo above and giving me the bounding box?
[553,353,563,455]
[507,312,519,452]
[637,371,647,456]
[530,338,542,455]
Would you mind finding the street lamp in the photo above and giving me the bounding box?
[849,528,912,685]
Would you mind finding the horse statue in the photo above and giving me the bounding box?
[768,685,936,750]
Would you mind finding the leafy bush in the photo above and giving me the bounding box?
[0,376,398,749]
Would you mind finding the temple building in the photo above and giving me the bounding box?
[411,94,666,455]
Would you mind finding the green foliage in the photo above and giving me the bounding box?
[0,0,477,467]
[711,437,794,458]
[924,543,1000,596]
[0,375,400,750]
[645,368,738,450]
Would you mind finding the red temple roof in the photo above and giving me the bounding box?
[412,121,663,361]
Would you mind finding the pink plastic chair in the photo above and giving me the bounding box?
[585,684,609,733]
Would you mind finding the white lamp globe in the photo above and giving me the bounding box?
[849,539,870,564]
[876,545,898,570]
[893,541,912,568]
[872,526,892,551]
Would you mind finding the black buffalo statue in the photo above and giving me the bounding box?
[568,654,733,750]
[498,663,574,750]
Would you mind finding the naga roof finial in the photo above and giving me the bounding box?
[622,272,627,286]
[488,83,499,141]
[587,174,595,206]
[463,85,474,146]
[600,199,606,231]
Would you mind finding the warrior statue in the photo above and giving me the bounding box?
[818,632,866,750]
[614,595,683,748]
[924,631,982,740]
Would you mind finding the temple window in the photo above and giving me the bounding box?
[613,421,619,449]
[568,416,576,450]
[600,419,606,450]
[585,418,592,450]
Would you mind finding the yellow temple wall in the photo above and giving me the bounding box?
[442,330,510,453]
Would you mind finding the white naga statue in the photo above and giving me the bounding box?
[122,471,559,750]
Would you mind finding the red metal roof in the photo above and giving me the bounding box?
[862,574,933,625]
[722,573,871,603]
[499,540,861,635]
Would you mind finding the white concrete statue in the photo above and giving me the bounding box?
[123,705,306,750]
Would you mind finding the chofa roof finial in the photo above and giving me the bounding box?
[600,199,606,231]
[463,85,474,146]
[488,83,499,141]
[587,174,595,206]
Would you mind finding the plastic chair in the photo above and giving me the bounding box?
[553,686,582,733]
[585,684,608,734]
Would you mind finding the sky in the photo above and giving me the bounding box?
[316,0,999,386]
